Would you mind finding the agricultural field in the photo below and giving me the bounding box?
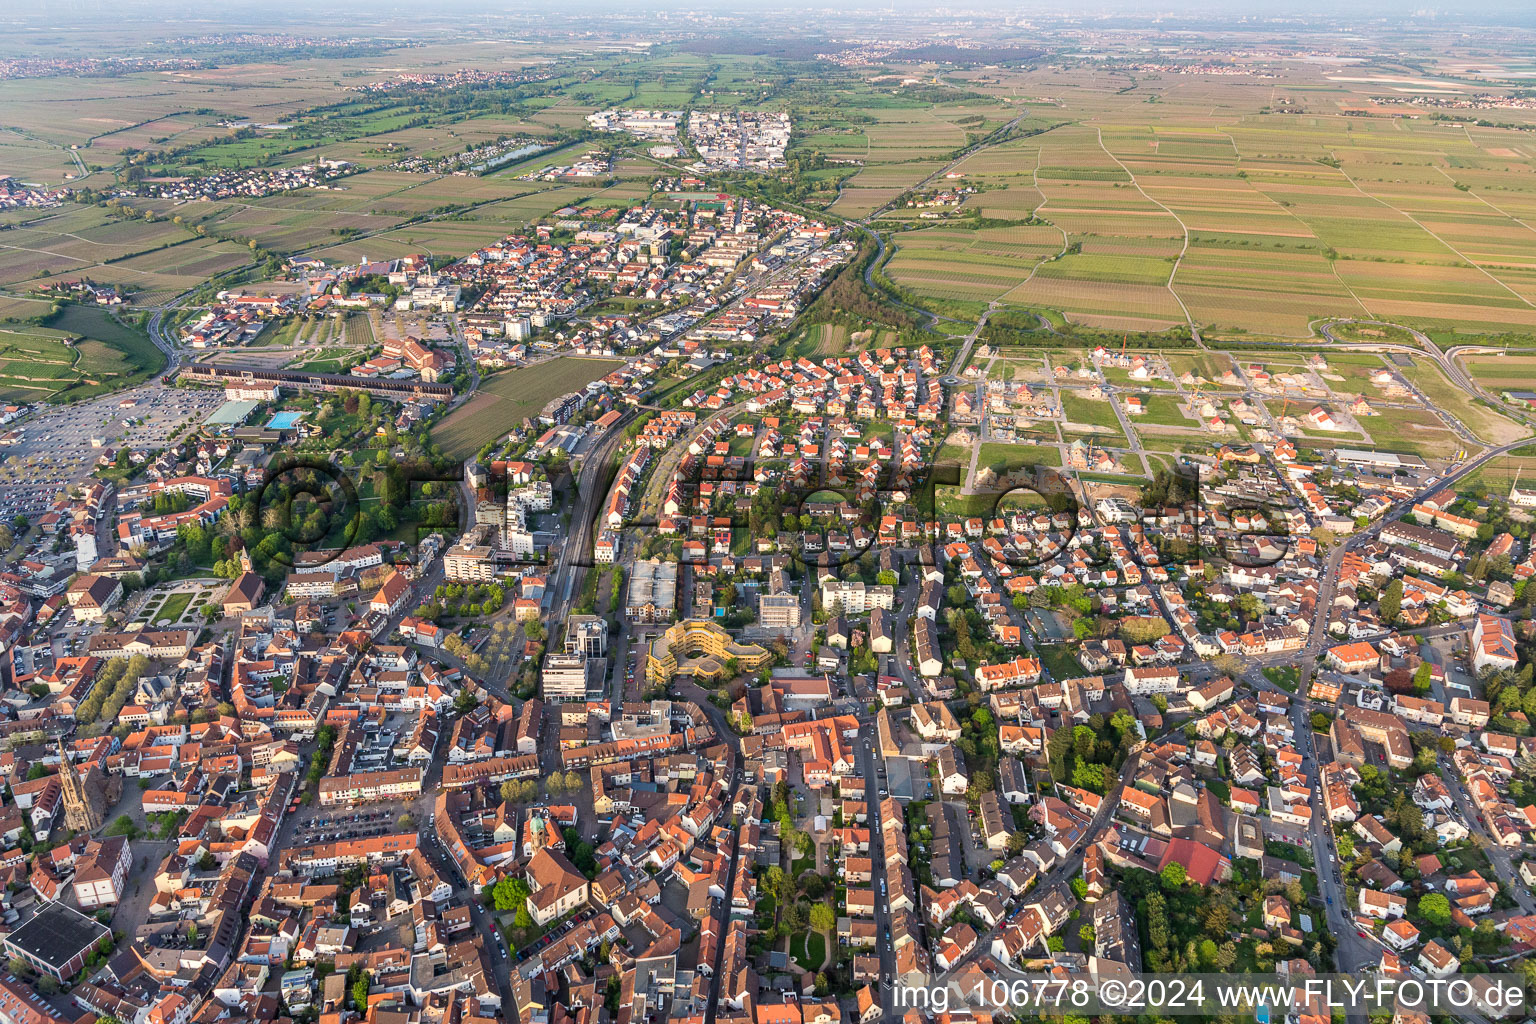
[0,205,220,293]
[806,324,848,355]
[885,224,1063,302]
[0,304,163,403]
[1463,354,1536,395]
[1464,454,1536,494]
[871,66,1536,342]
[431,356,624,459]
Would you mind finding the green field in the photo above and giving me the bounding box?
[1463,354,1536,401]
[807,323,848,356]
[866,88,1536,340]
[431,357,624,459]
[1360,404,1462,459]
[1464,455,1536,493]
[977,441,1062,471]
[1128,394,1198,428]
[1059,391,1124,432]
[153,592,193,625]
[0,304,163,402]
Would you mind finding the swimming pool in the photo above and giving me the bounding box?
[266,411,301,430]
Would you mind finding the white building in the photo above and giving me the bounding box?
[820,580,894,614]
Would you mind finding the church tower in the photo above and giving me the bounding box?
[57,739,103,834]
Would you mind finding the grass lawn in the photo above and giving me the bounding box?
[1358,405,1461,460]
[1262,665,1300,692]
[1037,643,1085,681]
[1060,391,1123,431]
[1132,394,1198,428]
[154,592,193,624]
[977,441,1063,471]
[790,930,827,972]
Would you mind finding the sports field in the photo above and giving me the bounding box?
[431,357,624,459]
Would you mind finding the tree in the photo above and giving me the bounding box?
[1379,579,1403,623]
[105,816,139,840]
[808,903,835,933]
[781,902,807,933]
[1419,891,1452,929]
[1160,861,1187,889]
[493,876,530,912]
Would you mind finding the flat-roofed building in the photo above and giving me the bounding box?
[758,591,801,630]
[626,559,678,623]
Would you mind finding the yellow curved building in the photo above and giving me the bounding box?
[646,619,771,687]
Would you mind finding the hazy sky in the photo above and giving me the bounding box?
[14,0,1536,32]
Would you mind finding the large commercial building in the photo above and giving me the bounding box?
[3,902,111,981]
[646,620,771,687]
[542,652,606,702]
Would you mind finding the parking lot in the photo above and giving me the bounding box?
[0,382,222,526]
[292,808,398,846]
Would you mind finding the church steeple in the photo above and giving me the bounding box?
[57,738,104,834]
